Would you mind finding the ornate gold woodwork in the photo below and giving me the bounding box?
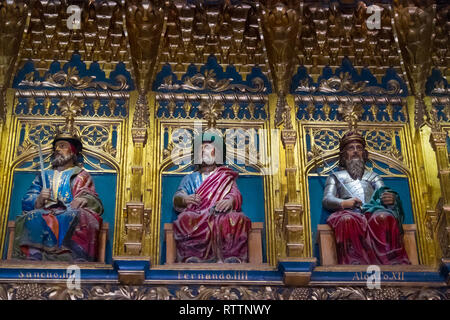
[0,1,448,292]
[429,111,450,259]
[126,0,164,94]
[431,3,449,81]
[261,2,301,127]
[298,2,402,82]
[0,0,28,122]
[393,0,435,128]
[198,98,224,128]
[158,1,266,79]
[337,101,363,130]
[19,66,130,91]
[20,0,129,77]
[0,282,447,300]
[123,1,165,256]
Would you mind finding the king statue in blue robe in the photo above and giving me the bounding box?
[12,130,104,262]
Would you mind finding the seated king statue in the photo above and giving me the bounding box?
[12,129,104,262]
[322,131,410,265]
[172,134,251,263]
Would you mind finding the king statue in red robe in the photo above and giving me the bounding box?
[322,131,410,265]
[172,134,251,263]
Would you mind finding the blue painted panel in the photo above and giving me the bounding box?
[3,171,116,264]
[0,264,445,284]
[311,270,445,283]
[426,68,448,96]
[308,175,415,264]
[160,173,267,264]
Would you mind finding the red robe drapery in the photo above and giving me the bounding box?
[173,167,251,263]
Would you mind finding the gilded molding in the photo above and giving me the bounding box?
[155,92,267,104]
[431,3,449,79]
[15,90,130,100]
[294,95,405,105]
[57,97,83,133]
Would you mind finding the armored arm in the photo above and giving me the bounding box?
[368,171,385,191]
[322,175,344,212]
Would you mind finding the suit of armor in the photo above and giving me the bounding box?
[322,168,410,265]
[322,170,384,212]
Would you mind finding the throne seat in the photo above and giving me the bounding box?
[164,222,263,264]
[6,221,109,263]
[317,224,419,266]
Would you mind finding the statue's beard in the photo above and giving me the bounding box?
[202,153,215,166]
[345,158,365,180]
[52,153,75,168]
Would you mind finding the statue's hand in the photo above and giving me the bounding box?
[381,192,396,206]
[71,198,88,209]
[341,197,363,209]
[183,194,201,206]
[35,188,51,209]
[215,198,234,213]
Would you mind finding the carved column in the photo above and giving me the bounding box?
[260,2,305,260]
[0,0,28,122]
[122,0,165,256]
[124,93,150,256]
[281,124,303,257]
[394,1,440,265]
[429,115,450,259]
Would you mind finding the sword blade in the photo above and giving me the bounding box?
[37,139,48,189]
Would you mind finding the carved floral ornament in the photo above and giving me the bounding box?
[295,72,403,95]
[199,99,225,129]
[337,101,363,130]
[57,97,83,135]
[0,283,447,300]
[19,67,129,91]
[158,70,266,93]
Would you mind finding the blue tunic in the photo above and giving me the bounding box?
[15,168,80,259]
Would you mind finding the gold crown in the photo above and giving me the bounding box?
[339,130,365,151]
[53,126,83,154]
